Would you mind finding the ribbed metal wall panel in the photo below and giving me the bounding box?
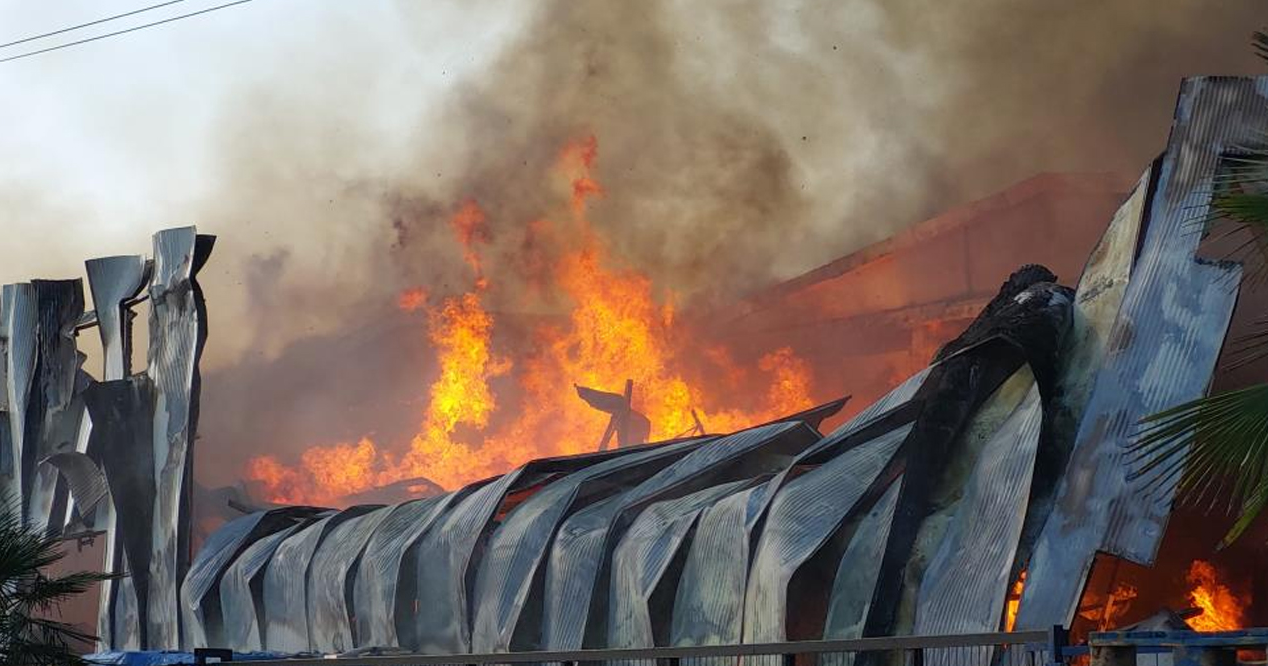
[307,505,394,653]
[353,494,457,649]
[743,422,911,644]
[913,383,1042,644]
[471,440,698,653]
[1016,76,1250,631]
[608,479,751,650]
[221,520,316,652]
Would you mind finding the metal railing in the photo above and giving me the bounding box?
[218,629,1063,666]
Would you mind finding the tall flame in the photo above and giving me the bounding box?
[1004,569,1027,631]
[1186,560,1245,632]
[245,136,817,505]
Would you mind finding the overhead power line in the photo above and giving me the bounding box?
[0,0,261,65]
[0,0,192,51]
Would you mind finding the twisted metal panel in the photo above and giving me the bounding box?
[1017,76,1249,631]
[743,422,912,644]
[913,383,1043,642]
[308,505,394,653]
[262,506,377,652]
[221,520,316,652]
[353,495,458,649]
[0,283,34,509]
[27,279,85,533]
[608,479,752,650]
[145,228,215,648]
[471,440,697,653]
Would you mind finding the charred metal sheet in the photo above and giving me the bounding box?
[353,495,458,649]
[39,451,108,519]
[25,280,84,533]
[913,382,1043,642]
[608,479,752,651]
[742,422,910,645]
[0,283,36,503]
[541,493,624,651]
[181,507,321,649]
[542,422,818,651]
[670,480,773,652]
[85,376,157,649]
[409,447,647,654]
[261,505,377,652]
[85,255,148,379]
[307,505,394,653]
[221,516,326,652]
[1017,77,1250,631]
[471,440,697,653]
[145,228,214,649]
[823,480,901,643]
[411,471,526,654]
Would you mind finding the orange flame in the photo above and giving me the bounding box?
[1004,569,1027,631]
[398,287,428,312]
[245,136,817,505]
[1186,560,1245,632]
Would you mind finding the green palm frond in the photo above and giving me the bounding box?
[1255,30,1268,64]
[1129,384,1268,546]
[1224,316,1268,370]
[0,496,116,665]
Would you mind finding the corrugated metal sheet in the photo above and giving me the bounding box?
[28,279,84,534]
[671,480,772,652]
[84,255,148,380]
[2,283,35,504]
[353,494,457,649]
[541,493,624,651]
[823,480,901,641]
[1016,76,1250,631]
[221,518,323,652]
[411,470,527,653]
[743,422,911,645]
[307,505,394,653]
[146,228,214,649]
[180,512,268,649]
[471,440,698,653]
[541,422,817,651]
[85,376,157,650]
[607,479,752,650]
[261,506,376,652]
[913,382,1042,643]
[39,451,108,520]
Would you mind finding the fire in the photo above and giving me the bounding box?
[245,136,817,505]
[1186,560,1245,632]
[1004,569,1027,631]
[398,287,428,312]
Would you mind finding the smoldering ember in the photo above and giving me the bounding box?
[6,7,1268,666]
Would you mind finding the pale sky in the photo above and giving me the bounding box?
[0,0,529,363]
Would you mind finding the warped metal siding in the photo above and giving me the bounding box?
[181,511,268,649]
[353,495,457,649]
[608,479,752,650]
[2,283,35,506]
[541,422,817,651]
[261,506,376,652]
[221,521,314,652]
[743,422,912,645]
[307,505,394,653]
[146,228,215,649]
[541,493,624,651]
[823,480,901,641]
[411,470,526,653]
[913,383,1042,642]
[28,279,84,534]
[1016,76,1250,631]
[670,481,772,650]
[471,440,698,653]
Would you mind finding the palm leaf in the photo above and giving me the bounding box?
[1129,384,1268,546]
[1224,315,1268,370]
[1255,30,1268,64]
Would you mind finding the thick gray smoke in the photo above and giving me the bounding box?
[195,0,1266,486]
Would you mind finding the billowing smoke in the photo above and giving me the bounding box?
[172,0,1267,486]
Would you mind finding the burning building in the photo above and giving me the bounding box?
[5,74,1267,658]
